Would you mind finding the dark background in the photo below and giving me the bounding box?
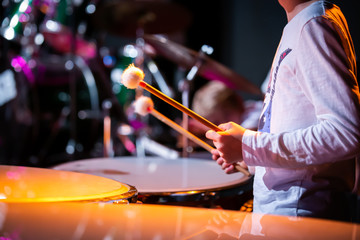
[177,0,360,98]
[0,0,359,166]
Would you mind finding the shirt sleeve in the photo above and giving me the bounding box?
[242,17,360,168]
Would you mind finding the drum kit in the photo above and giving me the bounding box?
[0,0,261,165]
[0,0,256,207]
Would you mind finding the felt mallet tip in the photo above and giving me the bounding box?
[133,96,154,116]
[121,64,145,89]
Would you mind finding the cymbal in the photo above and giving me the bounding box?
[91,1,192,37]
[143,34,263,95]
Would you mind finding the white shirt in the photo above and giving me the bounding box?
[242,1,360,219]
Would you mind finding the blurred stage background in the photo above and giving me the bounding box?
[0,0,359,167]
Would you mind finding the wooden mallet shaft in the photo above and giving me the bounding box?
[149,108,250,177]
[139,81,222,132]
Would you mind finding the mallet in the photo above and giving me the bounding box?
[121,64,222,132]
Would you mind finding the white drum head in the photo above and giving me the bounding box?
[53,157,250,193]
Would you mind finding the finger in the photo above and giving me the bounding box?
[211,149,220,156]
[216,158,225,166]
[212,153,221,161]
[211,149,220,161]
[212,140,225,154]
[224,164,236,174]
[205,130,218,141]
[221,161,232,170]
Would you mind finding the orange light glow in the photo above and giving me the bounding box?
[0,165,137,203]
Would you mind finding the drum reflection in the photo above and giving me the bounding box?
[0,202,358,239]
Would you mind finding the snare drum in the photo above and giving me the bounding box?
[0,165,137,204]
[52,157,253,209]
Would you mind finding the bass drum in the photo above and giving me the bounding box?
[52,157,253,210]
[0,54,102,167]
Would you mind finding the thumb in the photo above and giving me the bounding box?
[218,122,232,131]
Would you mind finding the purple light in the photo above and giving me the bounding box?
[11,56,35,84]
[24,5,32,14]
[19,13,29,23]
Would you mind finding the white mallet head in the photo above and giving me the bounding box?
[133,96,154,116]
[121,64,145,89]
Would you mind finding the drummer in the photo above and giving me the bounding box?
[206,0,360,221]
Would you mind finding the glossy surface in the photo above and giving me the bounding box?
[0,202,358,239]
[53,157,250,193]
[0,165,136,203]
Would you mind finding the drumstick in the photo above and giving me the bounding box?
[133,96,251,177]
[121,64,222,132]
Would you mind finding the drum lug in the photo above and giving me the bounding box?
[201,191,216,201]
[112,199,130,204]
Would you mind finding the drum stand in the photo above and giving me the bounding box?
[179,45,213,158]
[102,100,114,157]
[144,57,174,98]
[136,135,179,159]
